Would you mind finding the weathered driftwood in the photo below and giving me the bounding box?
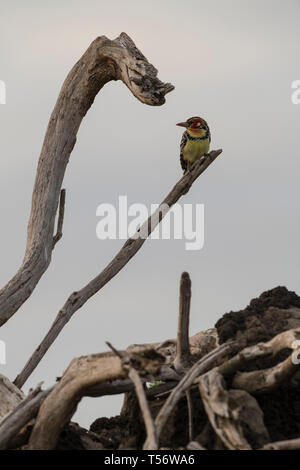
[217,327,300,394]
[14,149,222,389]
[28,354,126,449]
[28,348,163,450]
[232,355,300,394]
[219,328,300,375]
[0,384,52,450]
[198,370,270,450]
[128,327,218,361]
[0,32,174,328]
[0,374,24,422]
[144,341,238,450]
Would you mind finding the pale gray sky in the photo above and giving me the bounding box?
[0,0,300,428]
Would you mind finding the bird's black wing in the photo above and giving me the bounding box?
[180,131,188,172]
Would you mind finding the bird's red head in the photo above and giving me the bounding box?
[176,116,206,130]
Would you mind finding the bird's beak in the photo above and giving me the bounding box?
[176,121,188,128]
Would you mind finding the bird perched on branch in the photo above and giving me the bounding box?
[176,117,211,173]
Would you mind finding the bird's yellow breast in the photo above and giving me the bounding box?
[183,138,210,163]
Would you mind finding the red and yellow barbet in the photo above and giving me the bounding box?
[176,117,211,173]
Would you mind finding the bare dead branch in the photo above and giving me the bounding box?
[185,390,193,442]
[214,328,300,395]
[174,272,191,373]
[128,369,157,450]
[0,32,174,328]
[218,327,300,378]
[106,341,158,449]
[14,149,222,389]
[52,189,66,247]
[106,341,127,361]
[85,378,135,397]
[232,355,300,394]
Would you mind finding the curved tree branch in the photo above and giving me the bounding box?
[28,347,162,450]
[0,32,174,327]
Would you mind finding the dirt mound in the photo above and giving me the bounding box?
[215,286,300,346]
